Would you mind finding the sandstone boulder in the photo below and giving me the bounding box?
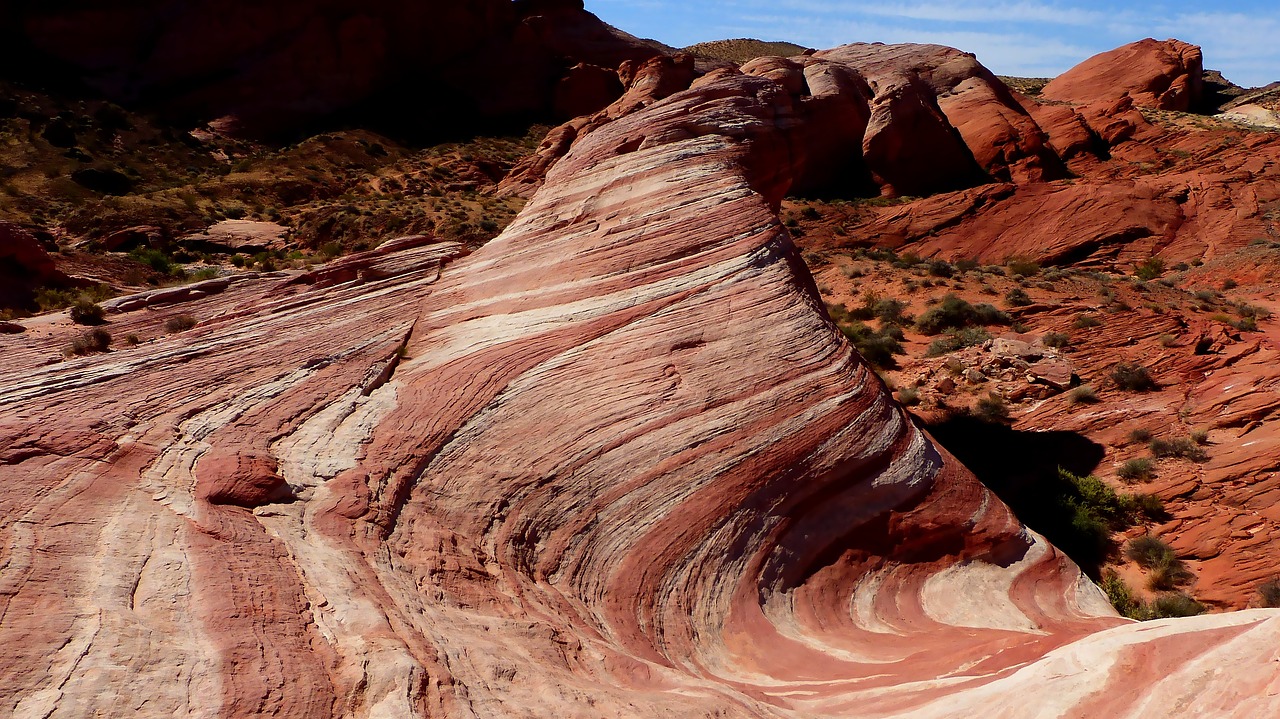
[1041,38,1204,111]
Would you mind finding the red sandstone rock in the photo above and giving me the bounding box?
[553,62,624,119]
[506,42,1075,199]
[0,221,73,308]
[1041,38,1204,111]
[195,449,289,507]
[1,54,1277,718]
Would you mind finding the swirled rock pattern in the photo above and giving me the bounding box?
[2,54,1280,719]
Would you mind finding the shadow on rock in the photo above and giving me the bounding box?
[923,414,1112,577]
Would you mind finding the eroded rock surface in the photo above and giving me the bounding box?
[1,46,1278,719]
[1042,38,1204,111]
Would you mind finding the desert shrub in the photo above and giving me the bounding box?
[34,287,76,312]
[975,392,1009,422]
[925,327,992,357]
[915,294,1010,334]
[840,322,904,369]
[1193,289,1218,303]
[1134,257,1165,281]
[1006,256,1040,277]
[1117,458,1155,481]
[69,299,105,325]
[230,254,247,267]
[1150,437,1208,462]
[1110,362,1157,391]
[1072,314,1101,329]
[1042,331,1070,349]
[1101,570,1140,618]
[1134,493,1167,520]
[128,247,174,275]
[1148,558,1195,591]
[1158,333,1177,347]
[1126,535,1175,568]
[1125,535,1194,590]
[927,259,954,278]
[65,328,112,356]
[1069,385,1099,404]
[1258,579,1280,608]
[1004,287,1032,307]
[891,252,922,269]
[897,386,921,406]
[1144,592,1205,618]
[125,334,140,346]
[1190,428,1209,445]
[165,314,197,333]
[873,298,912,326]
[1237,303,1270,320]
[800,205,821,220]
[1222,278,1238,290]
[955,258,979,272]
[1129,428,1152,443]
[1233,317,1258,331]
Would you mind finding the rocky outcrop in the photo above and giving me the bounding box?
[1041,38,1204,111]
[4,0,665,137]
[507,42,1067,199]
[0,221,74,308]
[1,55,1277,718]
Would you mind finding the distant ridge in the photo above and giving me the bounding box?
[684,38,813,64]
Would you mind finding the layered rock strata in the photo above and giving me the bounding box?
[2,48,1279,719]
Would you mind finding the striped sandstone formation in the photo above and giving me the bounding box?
[2,45,1279,719]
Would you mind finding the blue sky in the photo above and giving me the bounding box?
[588,1,1279,87]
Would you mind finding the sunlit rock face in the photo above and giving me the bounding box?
[1041,38,1204,111]
[2,42,1279,719]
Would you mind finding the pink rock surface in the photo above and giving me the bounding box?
[1,55,1278,719]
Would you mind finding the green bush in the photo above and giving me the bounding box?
[1072,314,1101,329]
[1125,535,1194,591]
[975,392,1008,422]
[1129,428,1152,443]
[69,299,105,325]
[1043,331,1070,349]
[1006,256,1040,277]
[1134,257,1165,281]
[1117,458,1155,481]
[840,322,905,368]
[927,259,954,278]
[1101,570,1140,617]
[916,294,1010,334]
[1143,592,1205,618]
[1004,287,1032,307]
[128,247,174,275]
[925,327,992,357]
[1150,437,1208,462]
[34,287,76,312]
[165,314,198,333]
[65,328,112,356]
[1126,535,1175,569]
[1111,362,1157,391]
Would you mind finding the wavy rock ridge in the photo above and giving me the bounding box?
[2,47,1279,717]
